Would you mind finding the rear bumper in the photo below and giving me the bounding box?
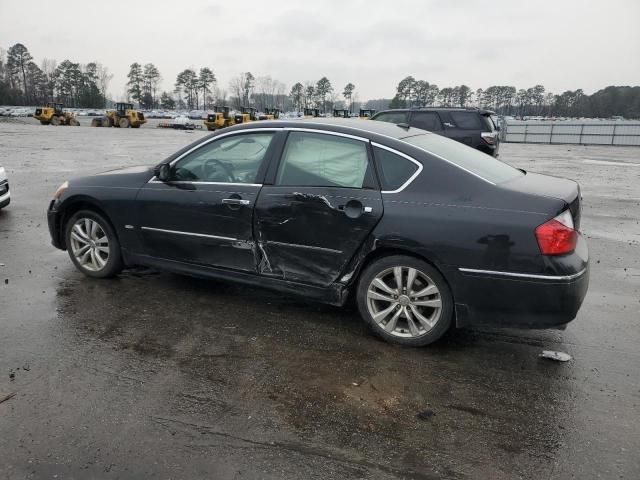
[453,266,589,329]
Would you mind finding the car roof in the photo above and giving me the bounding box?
[375,107,496,115]
[225,118,426,140]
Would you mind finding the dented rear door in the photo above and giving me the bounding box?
[253,130,383,287]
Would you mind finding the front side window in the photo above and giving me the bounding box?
[171,133,274,183]
[276,132,370,188]
[373,111,409,124]
[410,112,442,131]
[373,146,419,191]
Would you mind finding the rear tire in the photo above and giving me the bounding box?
[65,210,123,278]
[119,117,130,128]
[356,255,453,347]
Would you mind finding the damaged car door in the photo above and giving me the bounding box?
[254,129,383,286]
[135,131,277,271]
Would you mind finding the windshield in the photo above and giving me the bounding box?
[403,133,522,184]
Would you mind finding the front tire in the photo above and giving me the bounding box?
[356,255,453,347]
[65,210,123,278]
[119,117,130,128]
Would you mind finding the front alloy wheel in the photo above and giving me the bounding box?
[357,256,453,346]
[65,210,123,278]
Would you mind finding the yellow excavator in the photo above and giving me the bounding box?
[258,108,280,120]
[203,106,235,131]
[359,109,376,119]
[91,103,146,128]
[33,103,80,126]
[234,107,258,125]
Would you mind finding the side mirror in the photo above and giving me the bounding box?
[154,163,171,182]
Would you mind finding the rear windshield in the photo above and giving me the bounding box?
[403,134,523,184]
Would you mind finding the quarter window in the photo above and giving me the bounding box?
[373,146,419,191]
[276,132,370,188]
[171,133,274,183]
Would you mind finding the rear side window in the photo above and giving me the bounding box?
[404,133,522,184]
[373,146,419,191]
[277,132,370,188]
[373,112,408,124]
[449,112,483,130]
[410,112,442,131]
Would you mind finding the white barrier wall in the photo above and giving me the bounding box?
[503,121,640,146]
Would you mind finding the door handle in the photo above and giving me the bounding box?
[222,198,250,206]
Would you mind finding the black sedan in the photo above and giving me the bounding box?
[47,119,589,346]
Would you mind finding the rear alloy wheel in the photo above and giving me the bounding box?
[65,210,123,278]
[357,255,453,346]
[119,117,130,128]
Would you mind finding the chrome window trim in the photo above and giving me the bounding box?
[283,127,369,142]
[140,226,237,242]
[147,180,262,187]
[147,128,281,184]
[458,267,587,281]
[371,142,424,194]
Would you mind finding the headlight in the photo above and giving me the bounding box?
[53,181,68,200]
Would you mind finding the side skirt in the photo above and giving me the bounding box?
[123,251,350,306]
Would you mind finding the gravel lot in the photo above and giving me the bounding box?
[0,119,639,479]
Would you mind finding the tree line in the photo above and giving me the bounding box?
[2,42,638,118]
[0,43,112,108]
[387,76,640,118]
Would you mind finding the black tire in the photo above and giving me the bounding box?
[119,117,130,128]
[50,115,60,126]
[102,116,112,128]
[356,255,453,347]
[64,209,123,278]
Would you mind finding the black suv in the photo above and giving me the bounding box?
[371,108,500,156]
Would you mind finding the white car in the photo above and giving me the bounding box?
[0,164,9,209]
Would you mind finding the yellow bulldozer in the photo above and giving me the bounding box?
[33,103,80,126]
[91,103,146,128]
[203,106,235,131]
[258,108,280,120]
[234,107,258,125]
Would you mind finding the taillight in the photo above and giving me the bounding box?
[481,132,496,145]
[535,210,577,255]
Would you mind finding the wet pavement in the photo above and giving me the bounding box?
[0,120,639,479]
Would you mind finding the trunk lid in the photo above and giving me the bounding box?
[502,172,582,229]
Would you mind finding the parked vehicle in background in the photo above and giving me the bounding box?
[372,107,500,156]
[0,164,10,209]
[47,119,588,347]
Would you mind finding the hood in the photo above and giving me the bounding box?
[70,165,154,189]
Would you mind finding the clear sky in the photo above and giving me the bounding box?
[1,0,638,100]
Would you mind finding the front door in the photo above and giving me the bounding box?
[254,130,383,286]
[135,131,277,271]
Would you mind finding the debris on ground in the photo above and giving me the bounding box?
[0,392,16,404]
[416,409,436,421]
[539,350,572,362]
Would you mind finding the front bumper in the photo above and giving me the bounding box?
[453,266,589,329]
[47,201,65,249]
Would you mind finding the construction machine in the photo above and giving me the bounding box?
[234,107,258,125]
[33,103,80,126]
[303,108,320,118]
[203,106,235,131]
[333,109,350,118]
[91,103,146,128]
[359,109,376,119]
[258,108,281,120]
